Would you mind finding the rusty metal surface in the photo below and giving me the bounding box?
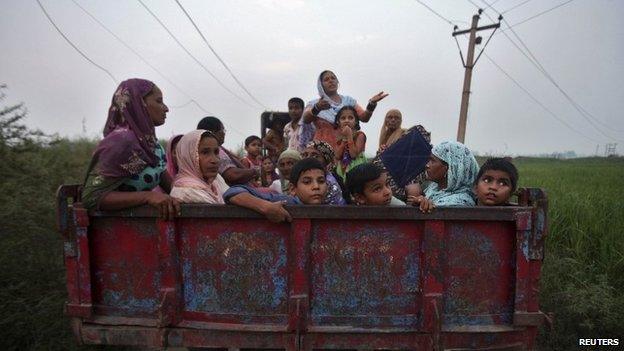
[57,186,548,350]
[309,220,422,329]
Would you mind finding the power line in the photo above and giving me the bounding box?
[484,54,601,143]
[479,0,623,140]
[136,0,258,110]
[70,0,248,140]
[413,0,457,26]
[70,0,212,116]
[417,0,605,143]
[500,0,575,32]
[173,0,269,110]
[501,0,534,14]
[35,0,117,84]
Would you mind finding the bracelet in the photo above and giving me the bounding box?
[311,104,320,116]
[366,101,377,112]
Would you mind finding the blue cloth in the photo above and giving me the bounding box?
[379,128,431,188]
[118,143,166,192]
[424,141,478,207]
[223,185,302,205]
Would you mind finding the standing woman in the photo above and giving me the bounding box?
[378,109,407,153]
[81,78,180,219]
[299,70,388,150]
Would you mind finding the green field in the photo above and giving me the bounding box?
[1,128,622,349]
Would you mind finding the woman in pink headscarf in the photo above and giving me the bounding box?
[170,130,229,203]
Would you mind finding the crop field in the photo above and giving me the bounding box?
[0,134,622,350]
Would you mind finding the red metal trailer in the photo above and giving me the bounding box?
[56,185,548,350]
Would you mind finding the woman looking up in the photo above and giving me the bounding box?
[300,70,388,150]
[81,78,180,220]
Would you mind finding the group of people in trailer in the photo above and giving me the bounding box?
[82,72,520,222]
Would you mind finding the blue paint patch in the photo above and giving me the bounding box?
[102,289,158,312]
[310,226,419,326]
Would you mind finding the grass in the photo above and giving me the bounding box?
[514,157,624,349]
[0,132,622,349]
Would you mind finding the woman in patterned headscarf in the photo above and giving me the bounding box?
[81,78,180,219]
[421,141,479,207]
[298,70,388,151]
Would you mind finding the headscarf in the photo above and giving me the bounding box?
[278,149,302,163]
[424,141,479,207]
[378,109,407,149]
[166,134,183,178]
[173,130,228,204]
[317,70,340,106]
[305,140,335,168]
[92,78,159,178]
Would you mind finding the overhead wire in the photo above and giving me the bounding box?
[173,0,269,110]
[499,0,575,32]
[500,0,534,14]
[70,0,249,140]
[478,0,623,139]
[35,0,117,84]
[417,0,604,143]
[70,0,213,116]
[136,0,258,111]
[484,54,601,143]
[413,0,457,26]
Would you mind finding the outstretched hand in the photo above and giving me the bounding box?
[369,91,389,104]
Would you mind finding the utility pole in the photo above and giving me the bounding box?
[453,10,501,143]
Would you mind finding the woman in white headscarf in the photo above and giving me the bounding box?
[299,70,388,150]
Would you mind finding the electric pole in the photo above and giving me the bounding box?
[453,10,501,143]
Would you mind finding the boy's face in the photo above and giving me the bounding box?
[246,139,261,157]
[475,170,513,206]
[278,157,296,179]
[354,172,393,205]
[288,102,303,121]
[290,169,327,204]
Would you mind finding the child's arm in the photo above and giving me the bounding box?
[228,193,292,222]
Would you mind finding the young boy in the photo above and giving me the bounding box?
[241,135,262,169]
[345,163,406,206]
[284,97,304,151]
[474,157,518,206]
[223,158,328,222]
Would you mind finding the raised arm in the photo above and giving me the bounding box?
[303,99,331,123]
[355,91,389,123]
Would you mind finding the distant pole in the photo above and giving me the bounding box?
[453,11,501,143]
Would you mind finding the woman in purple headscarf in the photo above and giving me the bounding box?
[81,78,180,219]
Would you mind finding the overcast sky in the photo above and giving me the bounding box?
[1,0,623,156]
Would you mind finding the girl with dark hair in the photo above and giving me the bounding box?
[333,106,367,182]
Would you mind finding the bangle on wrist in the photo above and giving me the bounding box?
[311,105,320,116]
[366,101,377,112]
